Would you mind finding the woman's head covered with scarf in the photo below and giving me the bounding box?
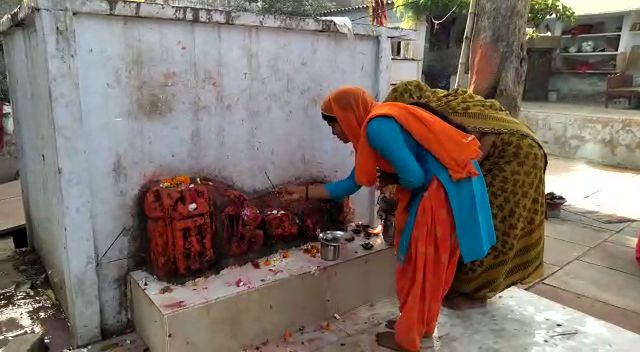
[320,86,377,147]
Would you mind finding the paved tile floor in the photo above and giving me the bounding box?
[529,157,640,335]
[3,157,640,351]
[249,289,640,351]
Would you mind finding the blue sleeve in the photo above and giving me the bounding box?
[366,117,425,190]
[324,168,361,199]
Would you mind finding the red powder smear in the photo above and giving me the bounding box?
[143,182,215,281]
[303,244,320,258]
[162,71,177,81]
[235,278,250,287]
[142,176,351,281]
[282,330,292,343]
[242,206,262,228]
[264,209,298,241]
[221,191,263,258]
[303,216,318,239]
[162,300,186,310]
[268,268,283,275]
[224,189,247,204]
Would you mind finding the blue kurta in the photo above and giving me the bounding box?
[325,117,496,263]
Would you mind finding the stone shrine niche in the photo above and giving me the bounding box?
[141,176,351,282]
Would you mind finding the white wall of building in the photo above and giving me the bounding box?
[322,4,425,83]
[1,0,411,346]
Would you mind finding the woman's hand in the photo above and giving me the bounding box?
[277,185,307,201]
[377,170,399,188]
[478,133,497,162]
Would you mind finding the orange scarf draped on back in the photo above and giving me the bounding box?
[321,87,481,186]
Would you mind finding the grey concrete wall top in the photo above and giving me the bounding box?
[0,0,416,40]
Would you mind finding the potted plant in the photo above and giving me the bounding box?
[545,192,567,218]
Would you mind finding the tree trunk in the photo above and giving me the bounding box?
[469,0,529,116]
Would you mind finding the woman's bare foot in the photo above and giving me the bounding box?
[384,319,432,338]
[385,319,397,330]
[375,332,412,351]
[442,296,487,311]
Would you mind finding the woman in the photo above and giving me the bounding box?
[280,87,496,351]
[385,80,547,310]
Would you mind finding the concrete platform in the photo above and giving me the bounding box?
[249,288,640,351]
[130,237,395,352]
[521,102,640,170]
[0,181,24,234]
[68,333,145,352]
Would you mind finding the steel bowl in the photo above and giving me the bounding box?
[318,231,345,261]
[320,241,340,261]
[318,231,343,244]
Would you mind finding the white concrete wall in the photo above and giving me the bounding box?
[73,13,381,336]
[621,10,640,74]
[324,5,425,80]
[0,46,19,183]
[1,0,407,346]
[3,13,68,307]
[0,115,19,183]
[549,73,608,101]
[390,59,421,83]
[521,107,640,169]
[546,10,640,101]
[3,11,102,346]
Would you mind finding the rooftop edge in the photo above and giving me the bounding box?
[0,0,416,40]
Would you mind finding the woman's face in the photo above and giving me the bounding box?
[327,121,350,143]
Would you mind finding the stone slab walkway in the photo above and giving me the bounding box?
[2,157,639,350]
[527,157,640,334]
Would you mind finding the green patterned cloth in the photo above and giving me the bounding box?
[386,80,547,299]
[385,80,540,142]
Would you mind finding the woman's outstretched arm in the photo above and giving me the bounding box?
[366,117,426,190]
[279,168,361,200]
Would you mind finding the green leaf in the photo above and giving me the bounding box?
[394,0,574,30]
